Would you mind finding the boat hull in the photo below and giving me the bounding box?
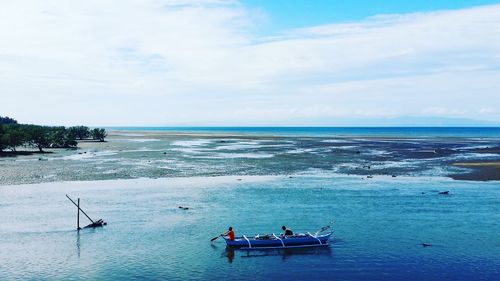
[224,233,331,249]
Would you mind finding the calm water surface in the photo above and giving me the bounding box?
[1,176,499,280]
[108,127,500,137]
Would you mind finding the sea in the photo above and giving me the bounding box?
[0,127,499,280]
[108,126,500,137]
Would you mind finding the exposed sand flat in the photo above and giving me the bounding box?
[470,147,500,153]
[453,162,500,167]
[450,162,500,181]
[3,129,500,185]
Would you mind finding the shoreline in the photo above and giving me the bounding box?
[0,172,495,189]
[0,175,280,189]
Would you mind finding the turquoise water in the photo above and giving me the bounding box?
[0,176,499,280]
[1,127,499,280]
[109,127,500,138]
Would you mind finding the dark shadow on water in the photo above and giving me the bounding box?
[223,246,333,263]
[76,230,81,258]
[74,226,105,258]
[17,229,77,236]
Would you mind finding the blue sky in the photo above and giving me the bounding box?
[1,0,499,126]
[243,0,500,30]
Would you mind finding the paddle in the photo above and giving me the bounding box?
[211,234,222,242]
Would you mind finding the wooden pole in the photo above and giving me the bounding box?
[66,194,95,224]
[77,198,81,230]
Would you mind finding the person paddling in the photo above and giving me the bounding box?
[221,226,235,240]
[282,225,293,236]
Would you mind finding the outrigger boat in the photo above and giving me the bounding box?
[223,232,332,250]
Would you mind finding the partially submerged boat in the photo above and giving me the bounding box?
[223,232,332,250]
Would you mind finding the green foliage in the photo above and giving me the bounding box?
[68,126,90,140]
[48,127,78,148]
[0,125,26,151]
[25,125,50,152]
[0,116,105,153]
[0,116,18,125]
[0,125,6,151]
[90,128,107,142]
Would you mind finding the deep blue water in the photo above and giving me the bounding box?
[108,127,500,138]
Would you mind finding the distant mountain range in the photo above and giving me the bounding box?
[279,116,500,127]
[153,116,500,127]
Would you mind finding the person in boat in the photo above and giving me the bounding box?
[222,227,235,240]
[281,225,293,236]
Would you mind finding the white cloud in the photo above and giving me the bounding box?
[422,107,468,116]
[479,107,496,114]
[0,1,499,125]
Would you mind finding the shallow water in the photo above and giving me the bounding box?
[1,176,499,280]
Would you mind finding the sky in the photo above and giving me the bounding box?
[1,0,500,126]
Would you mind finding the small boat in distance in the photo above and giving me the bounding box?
[223,232,332,250]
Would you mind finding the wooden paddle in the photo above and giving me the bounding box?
[211,234,222,242]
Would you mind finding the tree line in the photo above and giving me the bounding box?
[0,116,107,153]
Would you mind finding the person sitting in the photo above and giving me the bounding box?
[222,226,235,240]
[281,225,293,236]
